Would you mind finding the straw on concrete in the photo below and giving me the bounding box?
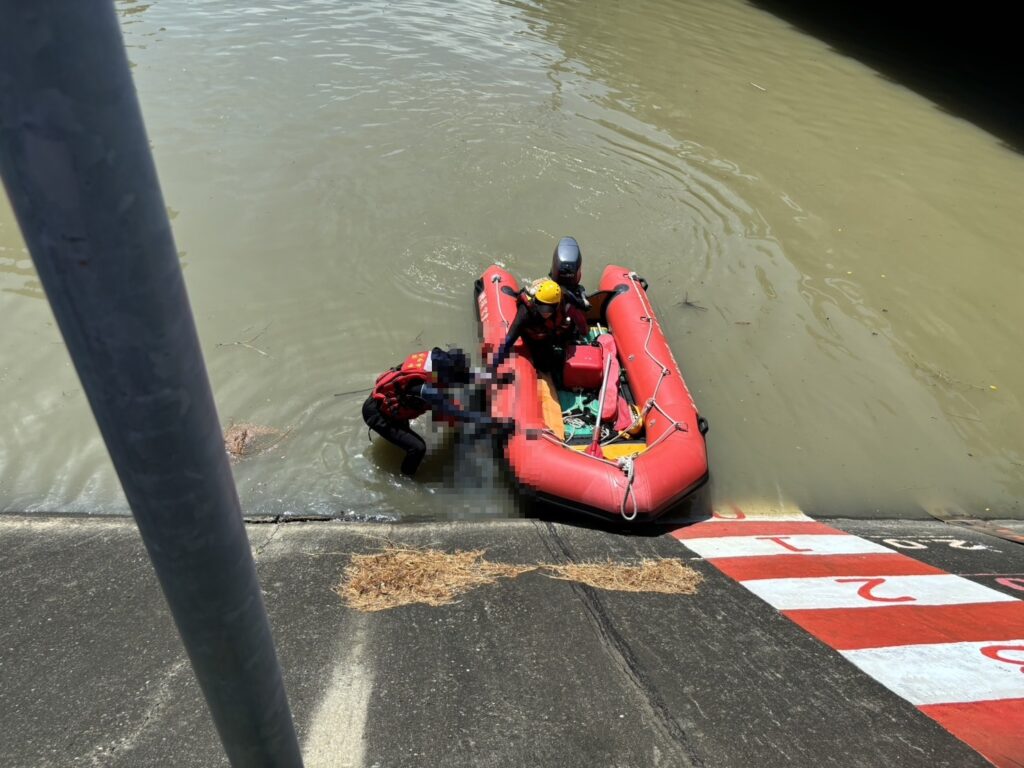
[336,547,535,612]
[336,547,703,611]
[543,558,703,594]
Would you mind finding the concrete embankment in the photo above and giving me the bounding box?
[1,513,1020,767]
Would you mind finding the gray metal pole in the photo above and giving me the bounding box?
[0,3,304,766]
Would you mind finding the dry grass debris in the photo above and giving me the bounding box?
[336,548,703,611]
[544,558,703,595]
[336,548,534,612]
[224,423,290,462]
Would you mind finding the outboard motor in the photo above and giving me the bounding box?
[550,236,583,288]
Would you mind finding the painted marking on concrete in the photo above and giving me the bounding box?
[681,534,893,559]
[742,574,1016,611]
[709,504,812,521]
[710,552,945,581]
[671,520,837,539]
[786,602,1024,650]
[997,577,1024,593]
[920,698,1024,768]
[670,514,1024,767]
[980,645,1024,674]
[305,615,373,768]
[874,536,1000,552]
[841,640,1024,706]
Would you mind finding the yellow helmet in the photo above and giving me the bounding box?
[530,278,562,306]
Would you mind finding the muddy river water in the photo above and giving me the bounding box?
[2,0,1021,520]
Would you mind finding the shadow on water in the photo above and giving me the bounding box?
[750,0,1024,154]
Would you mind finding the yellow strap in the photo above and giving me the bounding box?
[569,442,646,460]
[536,373,565,441]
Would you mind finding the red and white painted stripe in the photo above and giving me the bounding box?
[743,574,1017,611]
[842,640,1024,706]
[670,508,1024,767]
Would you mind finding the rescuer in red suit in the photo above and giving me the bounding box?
[363,347,501,476]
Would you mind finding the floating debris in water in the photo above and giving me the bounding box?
[224,422,291,462]
[216,324,271,357]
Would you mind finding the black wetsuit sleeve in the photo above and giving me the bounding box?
[490,303,528,371]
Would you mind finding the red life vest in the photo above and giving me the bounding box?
[371,350,435,421]
[519,292,575,342]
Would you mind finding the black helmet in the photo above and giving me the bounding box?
[436,347,471,385]
[550,236,582,287]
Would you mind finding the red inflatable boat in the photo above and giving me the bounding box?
[475,264,709,522]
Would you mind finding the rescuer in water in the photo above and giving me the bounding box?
[363,346,506,476]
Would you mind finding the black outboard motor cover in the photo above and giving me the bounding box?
[550,236,582,287]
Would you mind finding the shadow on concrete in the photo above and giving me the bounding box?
[751,0,1024,154]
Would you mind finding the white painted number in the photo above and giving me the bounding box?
[883,539,928,550]
[881,538,991,551]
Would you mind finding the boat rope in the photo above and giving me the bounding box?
[491,273,511,331]
[617,455,638,520]
[613,271,689,519]
[563,416,587,440]
[628,271,682,428]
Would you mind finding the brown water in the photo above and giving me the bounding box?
[2,0,1022,520]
